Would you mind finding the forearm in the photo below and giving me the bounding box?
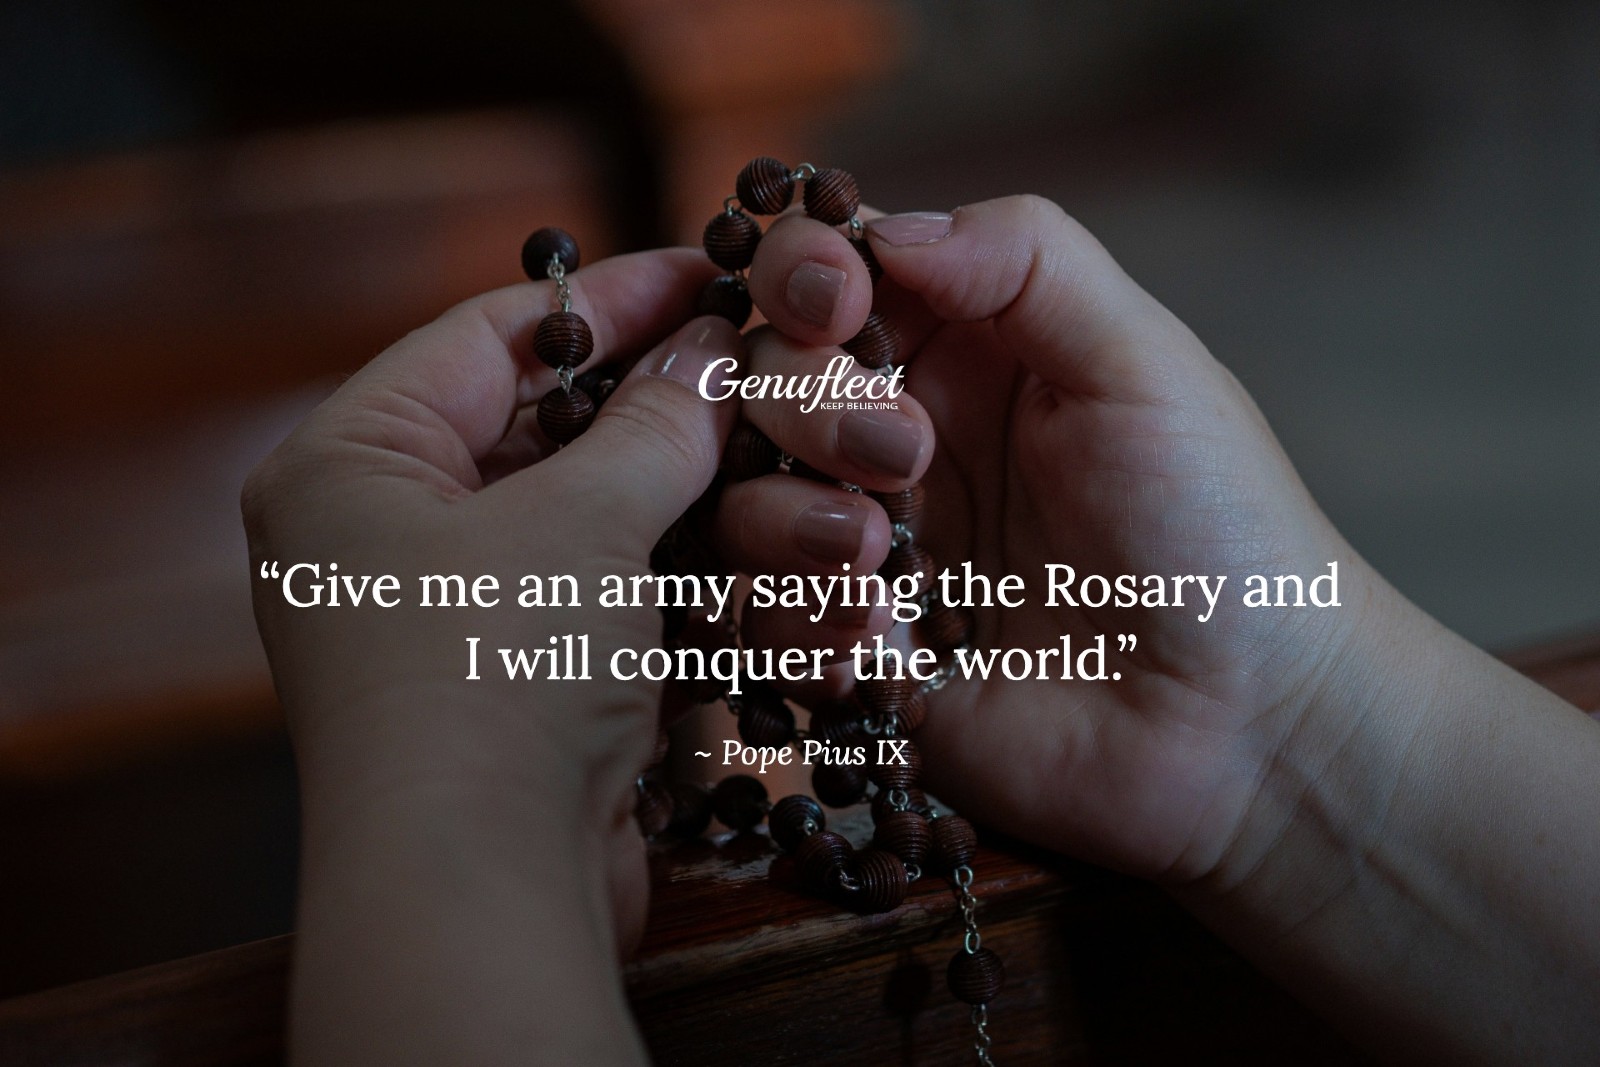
[289,715,648,1067]
[1183,582,1600,1063]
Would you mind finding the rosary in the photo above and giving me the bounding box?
[520,158,1004,1064]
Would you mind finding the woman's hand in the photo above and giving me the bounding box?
[721,195,1600,1062]
[244,248,738,1066]
[720,195,1369,882]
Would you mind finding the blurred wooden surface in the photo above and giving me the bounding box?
[0,636,1594,1065]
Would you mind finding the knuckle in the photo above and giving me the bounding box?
[595,398,715,480]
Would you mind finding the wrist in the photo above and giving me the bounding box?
[1187,568,1443,910]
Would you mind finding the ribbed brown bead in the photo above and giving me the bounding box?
[634,778,675,838]
[842,311,899,370]
[723,423,781,482]
[736,156,795,215]
[533,310,593,369]
[768,794,826,852]
[931,814,978,871]
[880,543,935,596]
[695,274,753,328]
[665,783,713,837]
[874,483,925,527]
[809,705,866,747]
[803,167,861,225]
[849,236,883,283]
[924,599,976,652]
[703,210,763,271]
[572,363,621,407]
[947,948,1005,1005]
[896,689,928,733]
[536,387,595,445]
[858,673,916,718]
[520,226,579,278]
[812,761,869,808]
[712,774,769,831]
[737,693,796,748]
[871,787,927,823]
[873,809,932,865]
[869,738,922,791]
[847,849,908,913]
[795,830,852,895]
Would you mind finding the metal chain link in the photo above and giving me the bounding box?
[951,865,997,1063]
[546,255,573,313]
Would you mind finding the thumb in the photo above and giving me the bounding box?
[866,195,1201,401]
[547,315,744,553]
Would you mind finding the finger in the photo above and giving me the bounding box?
[509,316,744,554]
[865,196,1196,401]
[307,248,717,483]
[746,213,874,347]
[713,475,892,576]
[739,327,935,491]
[740,598,894,666]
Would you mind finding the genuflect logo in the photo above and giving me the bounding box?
[698,354,906,414]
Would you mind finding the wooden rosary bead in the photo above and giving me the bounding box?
[847,848,908,913]
[723,423,781,482]
[737,690,796,748]
[520,226,580,278]
[572,363,621,406]
[857,673,917,718]
[812,761,869,808]
[880,543,935,596]
[873,483,925,527]
[947,947,1005,1005]
[871,786,927,823]
[536,386,595,445]
[665,783,714,837]
[795,830,852,895]
[896,689,928,733]
[802,167,860,225]
[931,814,978,871]
[924,599,976,652]
[736,156,795,215]
[809,703,866,746]
[768,794,826,852]
[869,737,922,791]
[849,235,883,283]
[873,809,931,865]
[702,209,763,271]
[712,774,769,831]
[533,310,594,369]
[634,778,675,838]
[842,311,899,370]
[695,274,753,328]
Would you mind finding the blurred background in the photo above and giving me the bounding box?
[2,0,1596,999]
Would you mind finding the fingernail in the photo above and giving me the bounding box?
[644,316,742,397]
[868,212,954,246]
[785,261,846,327]
[838,408,925,479]
[794,499,871,563]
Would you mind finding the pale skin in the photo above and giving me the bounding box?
[244,195,1600,1066]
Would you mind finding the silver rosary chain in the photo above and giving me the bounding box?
[952,865,996,1063]
[546,255,573,313]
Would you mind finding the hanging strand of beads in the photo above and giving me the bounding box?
[690,158,1004,1061]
